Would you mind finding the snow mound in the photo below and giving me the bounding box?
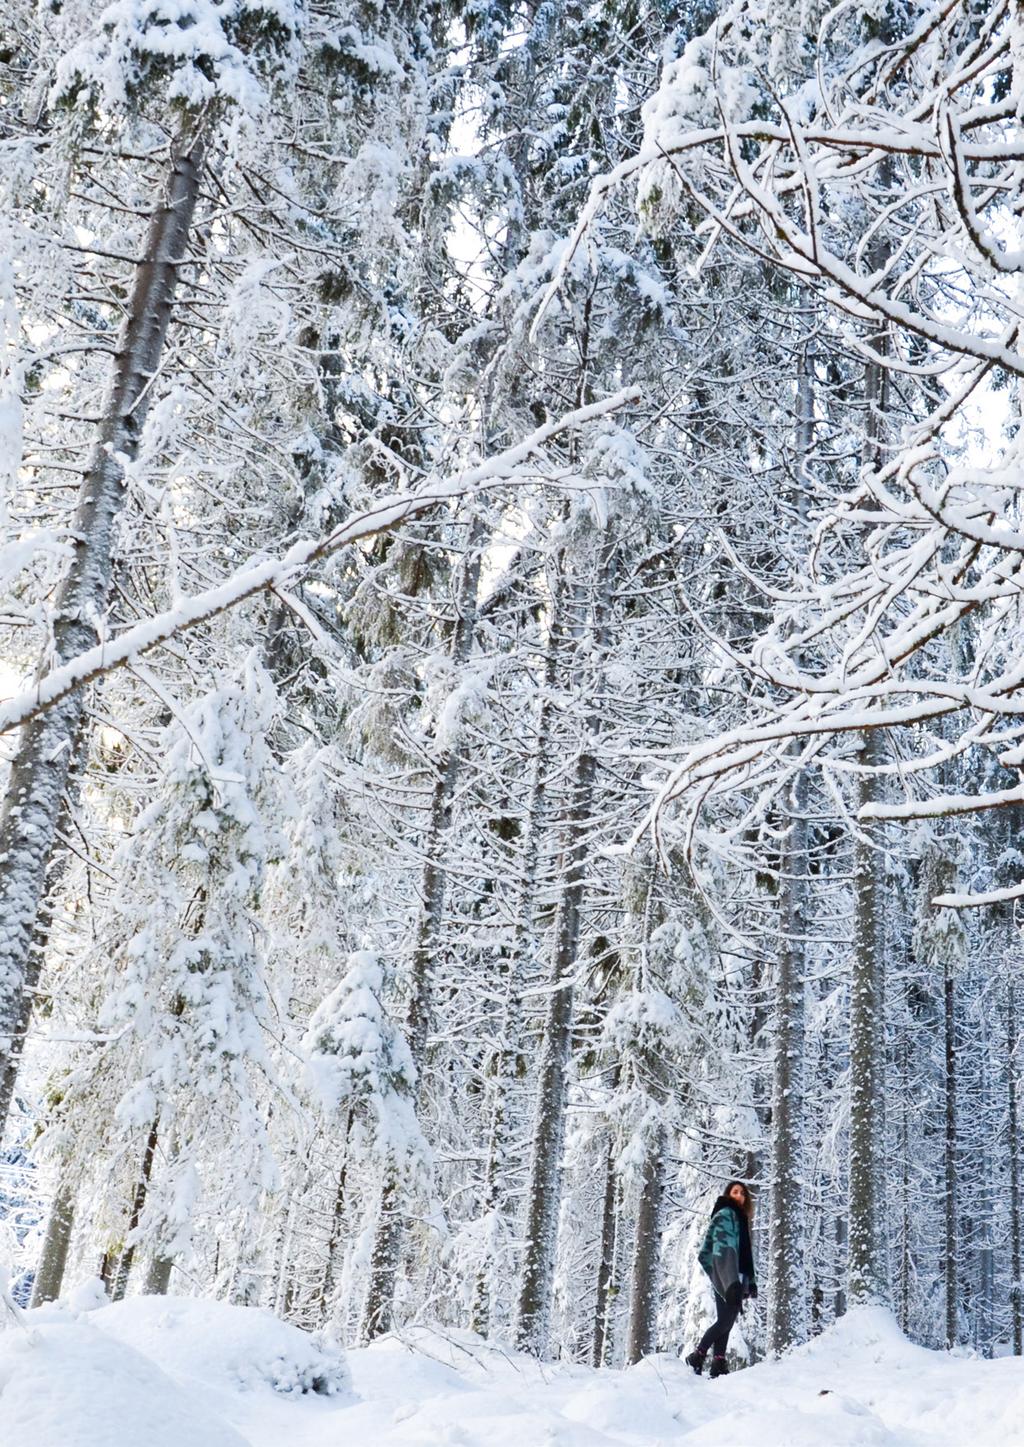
[5,1300,1021,1447]
[95,1295,351,1398]
[0,1317,247,1447]
[796,1303,912,1360]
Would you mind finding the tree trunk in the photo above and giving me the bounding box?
[625,1121,666,1364]
[591,1139,619,1367]
[740,943,769,1188]
[515,532,614,1357]
[361,524,484,1340]
[834,1213,847,1321]
[847,732,888,1307]
[110,1116,161,1302]
[143,1254,174,1297]
[1009,979,1022,1355]
[0,130,206,1138]
[515,740,598,1356]
[898,1029,911,1335]
[976,1013,994,1357]
[765,334,815,1353]
[31,1181,76,1306]
[846,332,891,1309]
[471,569,566,1338]
[319,1113,353,1325]
[362,1172,401,1342]
[766,761,807,1353]
[943,954,958,1348]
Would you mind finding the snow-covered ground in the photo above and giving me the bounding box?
[1,1295,1021,1447]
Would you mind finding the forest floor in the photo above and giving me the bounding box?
[1,1293,1020,1447]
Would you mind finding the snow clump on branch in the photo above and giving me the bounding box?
[51,0,302,121]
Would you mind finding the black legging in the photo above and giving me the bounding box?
[698,1292,740,1356]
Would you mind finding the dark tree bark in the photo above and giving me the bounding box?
[514,742,596,1355]
[766,760,807,1352]
[897,1027,911,1335]
[110,1116,161,1302]
[846,345,891,1310]
[319,1113,354,1325]
[625,1122,666,1364]
[31,1181,76,1306]
[767,337,815,1353]
[591,1139,620,1367]
[1009,979,1022,1355]
[515,522,616,1356]
[847,737,888,1306]
[943,955,958,1348]
[471,567,566,1339]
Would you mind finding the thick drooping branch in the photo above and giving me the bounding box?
[0,389,639,740]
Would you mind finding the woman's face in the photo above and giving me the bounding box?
[728,1183,748,1209]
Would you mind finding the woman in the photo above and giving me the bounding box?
[685,1180,757,1378]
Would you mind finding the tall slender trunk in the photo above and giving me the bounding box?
[834,1214,847,1321]
[361,526,484,1340]
[362,1172,401,1341]
[976,1012,994,1357]
[1009,978,1022,1355]
[514,740,597,1355]
[111,1116,161,1302]
[846,343,891,1309]
[0,130,206,1138]
[31,1181,76,1306]
[319,1112,354,1325]
[515,534,614,1357]
[767,761,807,1353]
[766,334,814,1353]
[847,736,887,1305]
[471,570,566,1337]
[741,944,768,1188]
[625,1121,666,1364]
[943,955,958,1348]
[898,1028,911,1334]
[591,1138,619,1367]
[938,951,960,1350]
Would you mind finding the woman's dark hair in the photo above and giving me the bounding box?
[723,1179,753,1219]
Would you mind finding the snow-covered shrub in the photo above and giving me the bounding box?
[96,1295,351,1398]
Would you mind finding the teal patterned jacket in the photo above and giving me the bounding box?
[697,1202,746,1302]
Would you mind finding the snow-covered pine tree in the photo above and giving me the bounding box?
[303,947,428,1339]
[42,658,285,1296]
[0,0,301,1137]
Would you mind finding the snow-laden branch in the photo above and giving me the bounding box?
[0,389,639,736]
[932,878,1024,909]
[530,13,1024,378]
[860,780,1024,822]
[527,118,1019,341]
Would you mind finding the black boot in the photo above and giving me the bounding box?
[708,1355,729,1379]
[684,1350,706,1375]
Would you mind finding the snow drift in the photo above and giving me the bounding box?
[0,1297,1020,1447]
[0,1295,350,1447]
[95,1295,350,1399]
